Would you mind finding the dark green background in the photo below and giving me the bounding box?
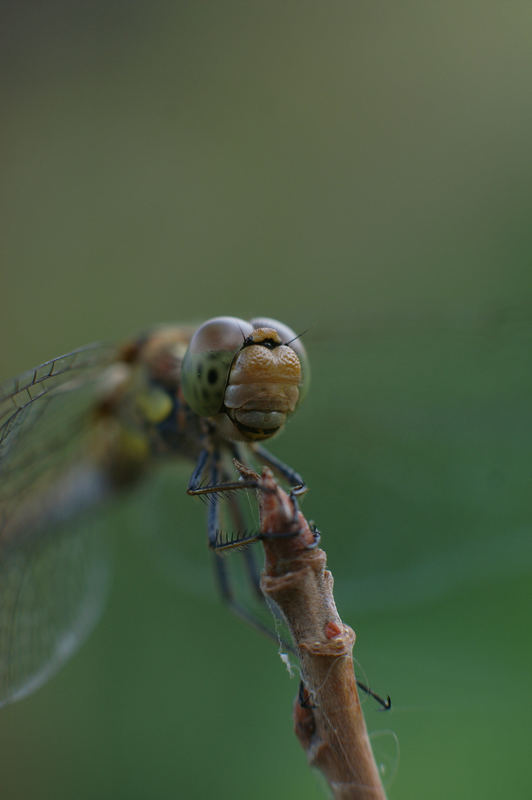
[1,2,531,797]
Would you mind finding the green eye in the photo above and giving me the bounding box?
[249,317,310,405]
[181,316,253,416]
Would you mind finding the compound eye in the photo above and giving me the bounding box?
[250,317,310,404]
[181,316,253,416]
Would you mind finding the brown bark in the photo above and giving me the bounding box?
[246,465,387,799]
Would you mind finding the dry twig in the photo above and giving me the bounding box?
[243,464,387,800]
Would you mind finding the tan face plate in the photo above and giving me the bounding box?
[181,316,309,441]
[229,329,302,387]
[223,328,302,439]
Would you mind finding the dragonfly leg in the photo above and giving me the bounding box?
[187,447,209,493]
[206,462,391,709]
[251,444,307,496]
[205,453,220,548]
[203,466,291,645]
[208,459,262,552]
[241,546,264,602]
[204,460,290,645]
[225,489,263,602]
[258,488,310,544]
[214,549,391,708]
[211,552,295,653]
[224,487,299,631]
[223,466,390,710]
[186,447,263,551]
[187,445,262,498]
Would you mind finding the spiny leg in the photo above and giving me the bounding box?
[188,442,299,502]
[206,450,221,548]
[187,444,264,550]
[189,447,390,707]
[225,487,303,643]
[226,441,304,539]
[203,451,264,551]
[204,455,291,646]
[222,460,390,710]
[225,488,263,603]
[187,441,265,498]
[252,443,307,496]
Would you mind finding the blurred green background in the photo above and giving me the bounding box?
[1,1,532,797]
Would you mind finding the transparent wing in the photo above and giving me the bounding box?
[0,343,117,544]
[0,508,110,707]
[0,343,118,707]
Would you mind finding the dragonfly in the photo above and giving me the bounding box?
[0,316,310,708]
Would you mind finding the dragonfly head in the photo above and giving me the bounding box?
[181,316,309,441]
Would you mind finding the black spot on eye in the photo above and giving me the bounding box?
[207,368,218,385]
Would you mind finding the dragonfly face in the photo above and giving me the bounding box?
[181,316,309,442]
[0,316,309,709]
